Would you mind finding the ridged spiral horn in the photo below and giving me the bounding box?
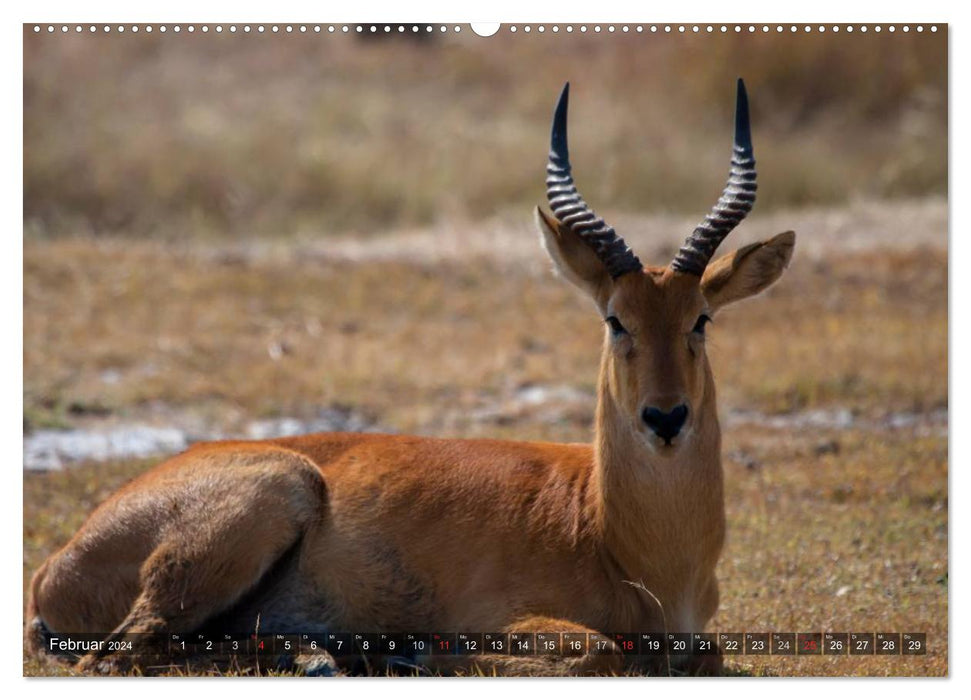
[545,83,643,279]
[671,78,757,276]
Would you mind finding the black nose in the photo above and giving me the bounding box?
[642,404,689,443]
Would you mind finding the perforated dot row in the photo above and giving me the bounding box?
[31,24,940,35]
[31,24,465,34]
[507,24,937,34]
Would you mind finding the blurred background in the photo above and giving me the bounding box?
[25,27,945,239]
[24,25,947,677]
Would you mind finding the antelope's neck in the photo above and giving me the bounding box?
[590,371,726,606]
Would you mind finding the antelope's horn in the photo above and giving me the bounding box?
[545,83,643,279]
[671,78,757,276]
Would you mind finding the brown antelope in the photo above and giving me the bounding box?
[25,79,794,676]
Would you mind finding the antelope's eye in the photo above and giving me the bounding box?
[605,316,627,336]
[692,314,712,336]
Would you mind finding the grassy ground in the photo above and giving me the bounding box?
[23,216,947,676]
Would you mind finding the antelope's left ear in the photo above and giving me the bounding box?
[700,231,795,312]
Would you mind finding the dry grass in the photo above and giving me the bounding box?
[23,220,947,434]
[24,28,946,240]
[23,228,947,677]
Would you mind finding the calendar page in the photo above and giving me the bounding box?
[22,18,947,680]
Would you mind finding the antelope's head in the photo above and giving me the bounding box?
[536,80,795,455]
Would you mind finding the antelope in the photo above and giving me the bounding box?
[25,79,794,676]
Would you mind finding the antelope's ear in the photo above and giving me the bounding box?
[701,231,795,313]
[535,206,611,307]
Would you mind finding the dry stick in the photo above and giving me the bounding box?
[254,612,261,676]
[623,579,672,677]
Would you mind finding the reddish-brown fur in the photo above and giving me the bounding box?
[25,211,794,676]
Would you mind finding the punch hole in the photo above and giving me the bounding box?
[32,25,39,32]
[469,22,502,37]
[159,26,167,33]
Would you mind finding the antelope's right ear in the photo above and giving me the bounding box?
[535,206,611,305]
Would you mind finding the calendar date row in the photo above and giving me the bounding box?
[45,631,926,657]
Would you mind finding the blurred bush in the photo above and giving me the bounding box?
[24,27,946,239]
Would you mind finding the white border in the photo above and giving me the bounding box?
[6,2,961,699]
